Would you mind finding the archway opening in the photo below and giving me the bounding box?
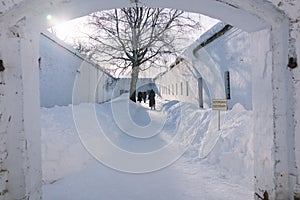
[37,3,272,200]
[1,0,290,199]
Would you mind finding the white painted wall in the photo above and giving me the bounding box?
[156,25,252,110]
[250,28,276,199]
[72,59,116,105]
[39,32,116,107]
[0,22,42,200]
[0,63,8,199]
[155,61,200,106]
[39,32,155,107]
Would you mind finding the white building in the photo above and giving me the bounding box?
[155,23,253,110]
[39,31,117,107]
[39,32,157,107]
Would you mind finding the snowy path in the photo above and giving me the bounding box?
[43,157,251,200]
[41,96,253,200]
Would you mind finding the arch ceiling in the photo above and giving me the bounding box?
[0,0,274,32]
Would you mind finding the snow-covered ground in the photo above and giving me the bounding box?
[41,94,254,200]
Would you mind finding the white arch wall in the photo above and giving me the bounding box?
[0,0,267,32]
[0,0,299,199]
[0,22,42,199]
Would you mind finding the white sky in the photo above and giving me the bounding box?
[50,11,219,47]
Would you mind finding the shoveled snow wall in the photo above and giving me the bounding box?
[155,24,253,110]
[39,31,117,108]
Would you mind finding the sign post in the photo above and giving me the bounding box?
[212,99,228,130]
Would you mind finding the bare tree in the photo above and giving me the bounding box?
[79,5,201,102]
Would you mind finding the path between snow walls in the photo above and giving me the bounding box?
[41,95,254,199]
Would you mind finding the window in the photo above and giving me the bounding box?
[181,82,183,95]
[172,84,174,95]
[186,81,189,96]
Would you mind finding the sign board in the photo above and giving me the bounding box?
[212,99,228,111]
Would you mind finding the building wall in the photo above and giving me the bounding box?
[155,61,201,106]
[268,1,300,198]
[155,25,253,110]
[0,24,42,200]
[39,32,116,108]
[0,65,8,199]
[39,32,155,107]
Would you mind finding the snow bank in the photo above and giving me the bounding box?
[41,106,94,183]
[167,101,254,183]
[203,103,253,181]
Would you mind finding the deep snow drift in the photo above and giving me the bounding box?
[41,94,254,199]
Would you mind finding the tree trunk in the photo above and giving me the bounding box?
[129,65,139,102]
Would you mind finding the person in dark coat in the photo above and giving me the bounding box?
[137,91,143,103]
[148,89,156,110]
[142,91,147,103]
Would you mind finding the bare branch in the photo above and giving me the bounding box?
[73,6,202,101]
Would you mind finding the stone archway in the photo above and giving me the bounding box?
[0,0,293,199]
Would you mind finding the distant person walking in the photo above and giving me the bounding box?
[148,89,156,110]
[142,91,147,103]
[137,91,143,103]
